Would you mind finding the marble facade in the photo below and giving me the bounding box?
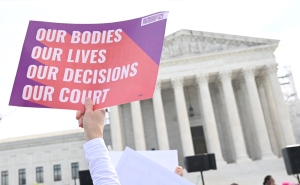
[0,130,87,185]
[107,30,296,165]
[0,30,297,185]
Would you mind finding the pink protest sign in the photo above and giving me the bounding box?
[9,12,168,111]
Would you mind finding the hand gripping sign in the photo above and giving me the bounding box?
[9,12,168,111]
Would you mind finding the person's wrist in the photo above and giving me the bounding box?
[85,130,103,141]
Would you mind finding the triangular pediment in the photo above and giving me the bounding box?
[161,29,279,59]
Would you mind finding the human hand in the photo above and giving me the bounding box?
[175,166,183,177]
[76,98,106,141]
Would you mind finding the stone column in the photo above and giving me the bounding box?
[243,68,274,159]
[215,82,235,163]
[265,64,296,145]
[218,71,250,162]
[171,77,194,156]
[110,106,124,151]
[196,73,225,163]
[256,76,280,156]
[263,75,285,154]
[233,80,257,160]
[130,101,147,150]
[153,81,170,150]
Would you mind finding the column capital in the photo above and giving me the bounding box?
[265,63,278,75]
[215,81,222,89]
[196,73,209,85]
[209,82,219,93]
[218,70,232,82]
[232,79,242,90]
[242,67,255,79]
[256,76,266,86]
[171,77,184,89]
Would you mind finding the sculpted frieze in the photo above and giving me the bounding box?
[161,46,274,69]
[161,35,264,59]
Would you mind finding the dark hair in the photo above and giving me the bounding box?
[263,175,271,185]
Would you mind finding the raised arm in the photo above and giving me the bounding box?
[77,98,121,185]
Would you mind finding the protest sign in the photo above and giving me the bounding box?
[109,150,178,172]
[9,12,168,111]
[116,147,194,185]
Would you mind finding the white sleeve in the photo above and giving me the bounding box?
[83,138,121,185]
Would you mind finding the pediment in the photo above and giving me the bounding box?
[161,30,279,60]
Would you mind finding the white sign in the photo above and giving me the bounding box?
[109,149,178,172]
[116,147,194,185]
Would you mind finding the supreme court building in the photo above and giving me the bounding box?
[0,30,298,185]
[105,29,297,165]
